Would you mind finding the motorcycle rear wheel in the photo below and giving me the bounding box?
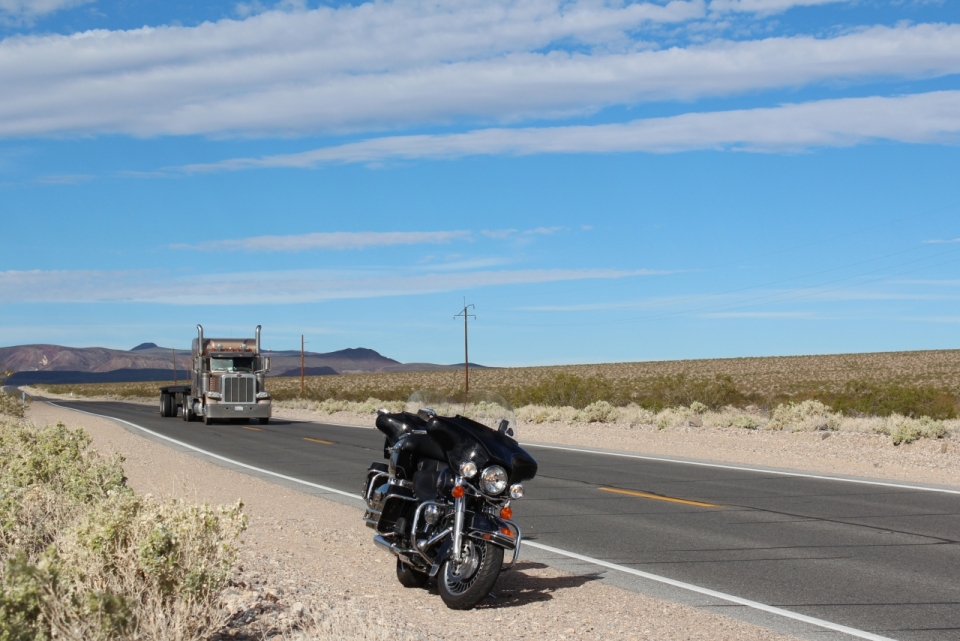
[438,540,503,610]
[396,558,428,588]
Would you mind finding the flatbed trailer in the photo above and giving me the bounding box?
[158,384,191,418]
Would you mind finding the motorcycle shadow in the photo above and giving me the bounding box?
[426,561,602,609]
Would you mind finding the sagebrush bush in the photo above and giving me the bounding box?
[573,401,619,424]
[872,414,948,446]
[0,418,247,641]
[767,400,841,432]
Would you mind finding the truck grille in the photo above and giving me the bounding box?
[223,375,255,404]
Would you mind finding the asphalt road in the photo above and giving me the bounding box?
[47,399,960,641]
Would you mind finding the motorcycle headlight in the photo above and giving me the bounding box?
[480,466,508,495]
[509,484,525,499]
[459,461,478,479]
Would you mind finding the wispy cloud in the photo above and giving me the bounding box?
[702,311,816,318]
[709,0,848,15]
[0,266,653,305]
[0,0,91,24]
[480,227,564,239]
[177,91,960,169]
[923,237,960,244]
[173,230,472,252]
[2,12,959,137]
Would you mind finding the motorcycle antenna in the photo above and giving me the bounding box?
[454,299,476,396]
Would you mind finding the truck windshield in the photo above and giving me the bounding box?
[211,357,255,372]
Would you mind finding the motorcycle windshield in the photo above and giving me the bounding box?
[405,390,537,484]
[404,389,519,440]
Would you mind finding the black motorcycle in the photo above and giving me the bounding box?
[362,391,538,609]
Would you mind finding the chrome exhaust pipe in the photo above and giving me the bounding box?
[255,325,261,353]
[197,324,204,352]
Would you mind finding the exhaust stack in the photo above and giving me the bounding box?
[255,325,261,353]
[197,324,204,353]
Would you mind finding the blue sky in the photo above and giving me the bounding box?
[1,0,960,366]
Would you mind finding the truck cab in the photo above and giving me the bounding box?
[160,324,272,425]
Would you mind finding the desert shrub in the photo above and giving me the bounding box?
[0,417,246,641]
[708,413,763,430]
[823,382,957,420]
[767,400,841,432]
[573,401,619,424]
[0,391,27,419]
[871,414,948,446]
[689,401,708,415]
[507,373,615,409]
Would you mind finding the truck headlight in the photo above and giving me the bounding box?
[480,466,508,495]
[256,392,270,399]
[207,392,221,400]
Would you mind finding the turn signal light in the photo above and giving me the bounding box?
[500,527,514,538]
[500,506,513,519]
[451,485,465,499]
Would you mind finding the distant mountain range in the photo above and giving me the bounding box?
[0,342,485,386]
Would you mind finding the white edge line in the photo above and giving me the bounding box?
[49,402,364,502]
[522,442,960,495]
[45,402,903,640]
[523,541,897,641]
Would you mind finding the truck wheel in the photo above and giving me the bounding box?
[159,394,171,417]
[183,402,195,422]
[438,540,502,610]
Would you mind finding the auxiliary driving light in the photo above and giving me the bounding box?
[509,484,525,499]
[459,461,478,478]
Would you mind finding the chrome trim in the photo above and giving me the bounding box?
[365,471,389,503]
[418,527,451,551]
[388,477,414,490]
[502,520,523,569]
[451,476,465,562]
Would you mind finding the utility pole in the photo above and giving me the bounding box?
[172,348,177,384]
[300,335,305,397]
[454,300,476,396]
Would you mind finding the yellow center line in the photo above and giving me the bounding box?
[599,486,722,508]
[304,437,334,445]
[242,426,261,431]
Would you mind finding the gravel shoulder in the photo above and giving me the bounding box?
[26,401,805,640]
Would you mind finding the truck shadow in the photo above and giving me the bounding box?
[426,561,602,609]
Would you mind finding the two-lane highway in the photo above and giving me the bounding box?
[50,400,960,641]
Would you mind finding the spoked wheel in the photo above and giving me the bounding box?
[396,558,428,588]
[438,539,503,610]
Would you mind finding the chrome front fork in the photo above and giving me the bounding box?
[451,476,465,562]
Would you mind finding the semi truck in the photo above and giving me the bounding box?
[159,325,272,425]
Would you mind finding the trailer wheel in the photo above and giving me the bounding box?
[159,394,171,417]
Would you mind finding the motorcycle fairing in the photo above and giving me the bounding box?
[425,414,538,484]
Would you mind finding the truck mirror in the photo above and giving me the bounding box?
[264,357,271,372]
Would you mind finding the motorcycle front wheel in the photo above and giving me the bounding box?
[438,539,503,610]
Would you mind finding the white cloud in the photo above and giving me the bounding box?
[0,267,652,305]
[0,0,90,23]
[174,230,473,252]
[923,237,960,244]
[177,91,960,168]
[709,0,847,15]
[1,4,959,138]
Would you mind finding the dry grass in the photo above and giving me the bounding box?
[34,349,960,420]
